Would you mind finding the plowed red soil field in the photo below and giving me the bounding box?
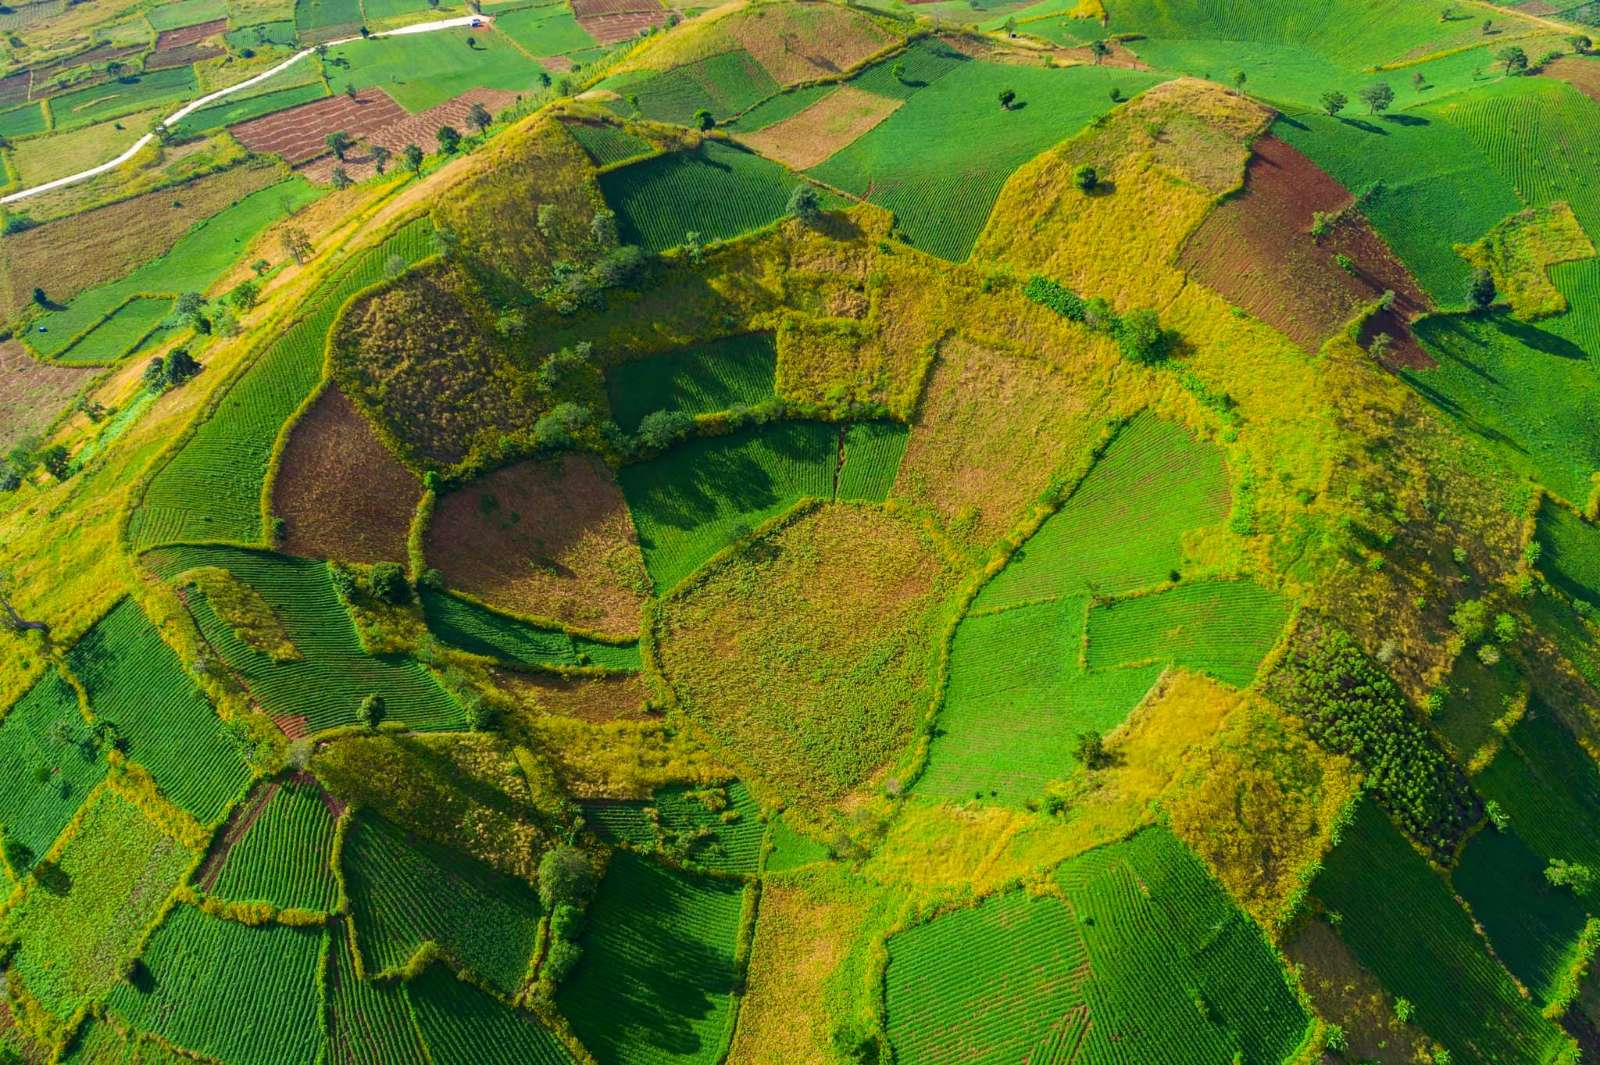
[575,6,668,44]
[154,18,226,50]
[1178,134,1432,368]
[230,88,407,164]
[295,87,520,182]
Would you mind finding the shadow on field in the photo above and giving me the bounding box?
[1383,113,1429,127]
[1336,116,1387,134]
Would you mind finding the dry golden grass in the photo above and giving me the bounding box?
[891,336,1103,554]
[425,454,650,639]
[494,669,649,723]
[1164,696,1359,931]
[657,503,955,815]
[729,870,881,1065]
[1457,202,1596,320]
[0,160,282,318]
[521,715,728,798]
[176,565,301,662]
[725,0,897,86]
[271,386,421,565]
[739,85,899,169]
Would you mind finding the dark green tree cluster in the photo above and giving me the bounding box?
[537,845,599,993]
[1265,619,1480,855]
[141,348,201,393]
[1023,274,1169,363]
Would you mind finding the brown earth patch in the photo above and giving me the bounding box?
[494,669,649,722]
[0,340,94,453]
[271,385,421,565]
[1543,55,1600,104]
[576,8,670,45]
[230,87,407,164]
[571,0,659,16]
[295,87,520,183]
[890,336,1097,552]
[0,73,30,107]
[540,54,575,72]
[426,453,650,638]
[725,1,897,86]
[1285,919,1435,1063]
[739,85,899,169]
[154,18,227,50]
[147,41,225,70]
[1177,134,1432,366]
[28,43,142,80]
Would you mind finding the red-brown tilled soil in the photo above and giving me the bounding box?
[0,72,31,106]
[147,41,225,70]
[576,7,669,44]
[271,386,420,564]
[230,87,407,164]
[1178,134,1433,367]
[154,18,227,50]
[295,87,521,182]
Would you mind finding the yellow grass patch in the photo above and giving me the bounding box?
[522,715,729,798]
[739,85,899,170]
[176,566,301,663]
[891,336,1103,553]
[1164,696,1359,931]
[729,870,882,1065]
[725,0,897,86]
[1457,202,1596,320]
[494,669,649,723]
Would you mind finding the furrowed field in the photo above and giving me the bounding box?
[202,776,340,911]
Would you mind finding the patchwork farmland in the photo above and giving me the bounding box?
[7,0,1600,1060]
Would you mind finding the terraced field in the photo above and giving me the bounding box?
[202,776,340,911]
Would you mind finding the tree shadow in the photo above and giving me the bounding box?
[1383,113,1429,126]
[1496,315,1589,360]
[1337,116,1388,134]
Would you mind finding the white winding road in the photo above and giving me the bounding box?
[1,13,490,205]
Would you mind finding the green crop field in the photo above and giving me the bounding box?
[106,904,325,1065]
[49,66,197,131]
[3,789,195,1017]
[14,0,1600,1057]
[407,962,574,1065]
[565,119,654,167]
[495,6,595,57]
[885,886,1090,1061]
[1537,496,1600,608]
[602,139,816,254]
[1083,578,1290,687]
[205,776,340,912]
[1314,799,1573,1064]
[421,589,641,670]
[975,413,1232,612]
[142,546,466,733]
[605,332,778,432]
[344,811,541,992]
[812,60,1163,260]
[558,851,747,1065]
[324,28,543,112]
[581,780,765,874]
[603,49,779,127]
[173,82,332,138]
[67,598,253,823]
[618,420,838,591]
[918,598,1161,804]
[0,668,105,864]
[1453,826,1591,1007]
[31,179,320,361]
[129,218,434,550]
[326,923,431,1065]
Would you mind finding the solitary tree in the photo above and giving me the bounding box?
[1359,81,1395,114]
[1467,267,1496,312]
[998,88,1017,110]
[1496,45,1528,74]
[537,846,597,911]
[175,291,206,326]
[281,226,312,265]
[787,184,822,225]
[1482,17,1493,34]
[1320,89,1348,116]
[330,166,352,190]
[1571,35,1592,54]
[357,694,387,730]
[435,125,462,153]
[1412,70,1426,91]
[1090,39,1110,64]
[1116,307,1167,364]
[1073,164,1097,192]
[371,144,391,174]
[1232,69,1247,91]
[402,143,424,177]
[39,445,69,481]
[468,101,492,133]
[1546,859,1597,896]
[891,60,908,83]
[693,107,714,130]
[325,130,352,160]
[369,562,410,605]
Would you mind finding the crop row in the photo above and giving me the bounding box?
[146,545,464,734]
[420,590,641,672]
[1084,578,1290,687]
[0,667,105,862]
[210,777,340,912]
[130,216,435,551]
[344,811,540,993]
[67,598,253,824]
[604,332,778,433]
[581,781,765,875]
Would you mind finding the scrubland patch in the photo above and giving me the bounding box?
[657,503,955,812]
[427,454,650,639]
[725,0,897,85]
[1458,202,1596,320]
